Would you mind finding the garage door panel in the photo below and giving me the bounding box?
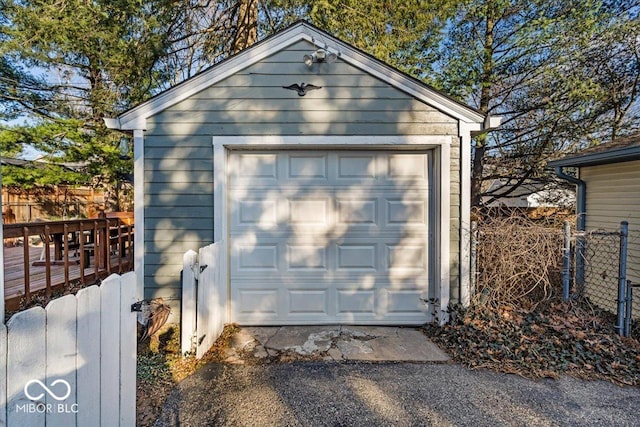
[337,154,377,179]
[232,192,428,230]
[231,153,279,181]
[232,274,430,288]
[287,245,328,270]
[236,289,279,314]
[237,199,278,227]
[232,240,428,275]
[288,153,329,178]
[384,289,426,314]
[388,153,429,178]
[236,243,279,272]
[288,290,329,315]
[386,199,428,225]
[386,243,427,269]
[336,244,377,270]
[289,198,330,224]
[336,199,378,224]
[231,151,432,185]
[230,150,431,324]
[337,290,375,314]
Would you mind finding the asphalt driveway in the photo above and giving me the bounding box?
[154,362,640,426]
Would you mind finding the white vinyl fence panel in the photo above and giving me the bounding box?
[0,272,137,427]
[46,295,77,427]
[76,286,101,427]
[181,242,226,358]
[181,250,198,355]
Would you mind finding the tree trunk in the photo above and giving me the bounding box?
[471,0,496,207]
[232,0,258,54]
[471,143,486,207]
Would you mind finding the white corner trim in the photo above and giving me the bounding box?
[213,135,452,324]
[103,117,121,129]
[212,144,229,321]
[458,123,473,307]
[486,115,503,130]
[213,144,226,243]
[437,142,451,324]
[133,129,145,299]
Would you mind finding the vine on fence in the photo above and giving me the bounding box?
[473,215,564,311]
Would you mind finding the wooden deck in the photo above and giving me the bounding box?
[4,244,132,311]
[3,216,134,312]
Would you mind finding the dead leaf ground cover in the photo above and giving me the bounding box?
[425,213,639,386]
[425,300,640,386]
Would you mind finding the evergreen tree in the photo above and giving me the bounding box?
[431,0,640,205]
[1,0,180,208]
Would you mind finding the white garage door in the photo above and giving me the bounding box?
[229,150,432,325]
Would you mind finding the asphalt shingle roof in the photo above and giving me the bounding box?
[548,133,640,167]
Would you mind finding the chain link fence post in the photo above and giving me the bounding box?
[617,221,629,336]
[624,280,633,337]
[563,221,572,302]
[576,229,586,296]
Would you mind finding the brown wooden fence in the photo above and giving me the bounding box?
[3,216,133,312]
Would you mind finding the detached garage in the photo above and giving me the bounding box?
[106,21,497,325]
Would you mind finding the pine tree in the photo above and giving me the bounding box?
[431,0,640,206]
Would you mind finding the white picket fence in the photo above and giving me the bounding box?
[0,272,137,427]
[182,241,226,358]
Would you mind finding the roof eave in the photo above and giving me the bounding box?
[104,117,121,130]
[548,146,640,168]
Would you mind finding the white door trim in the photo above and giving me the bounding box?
[213,135,452,323]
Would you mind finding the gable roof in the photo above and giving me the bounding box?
[548,133,640,168]
[106,20,489,131]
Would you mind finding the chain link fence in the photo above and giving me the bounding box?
[469,216,638,337]
[564,221,638,336]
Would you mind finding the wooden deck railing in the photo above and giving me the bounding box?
[3,216,134,310]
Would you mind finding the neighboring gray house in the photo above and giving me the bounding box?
[550,133,640,311]
[106,21,499,325]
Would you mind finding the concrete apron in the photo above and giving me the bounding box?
[229,326,450,362]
